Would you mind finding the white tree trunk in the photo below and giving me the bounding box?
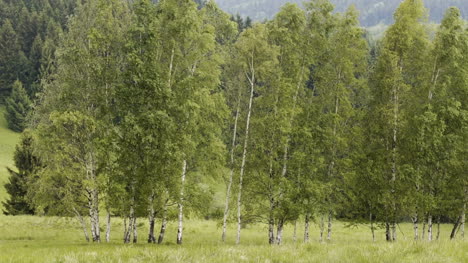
[158,200,168,244]
[412,212,418,241]
[222,87,242,242]
[327,212,332,241]
[320,215,325,243]
[106,211,111,243]
[428,214,433,241]
[148,194,156,243]
[177,160,187,245]
[236,60,255,245]
[276,219,284,245]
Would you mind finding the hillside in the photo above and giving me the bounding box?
[215,0,468,26]
[0,107,20,210]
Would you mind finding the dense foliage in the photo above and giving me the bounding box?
[2,0,467,245]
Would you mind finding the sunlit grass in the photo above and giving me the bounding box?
[0,215,466,262]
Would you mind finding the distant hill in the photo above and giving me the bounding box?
[214,0,468,27]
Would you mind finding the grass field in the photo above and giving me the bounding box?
[0,215,467,263]
[0,107,467,263]
[0,106,20,210]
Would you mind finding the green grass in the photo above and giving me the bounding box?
[0,106,20,210]
[0,108,466,262]
[0,216,466,262]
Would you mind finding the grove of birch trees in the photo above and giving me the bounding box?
[3,0,467,245]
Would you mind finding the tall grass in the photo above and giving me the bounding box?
[0,215,466,262]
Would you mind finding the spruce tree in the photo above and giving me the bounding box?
[5,80,31,132]
[2,131,39,215]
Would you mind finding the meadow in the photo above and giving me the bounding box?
[0,215,467,263]
[1,102,467,263]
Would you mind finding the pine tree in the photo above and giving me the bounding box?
[5,80,31,132]
[2,131,39,215]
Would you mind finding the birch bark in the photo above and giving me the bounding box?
[177,160,187,245]
[221,86,242,242]
[236,53,255,245]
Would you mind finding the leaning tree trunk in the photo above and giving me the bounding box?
[73,207,90,242]
[236,61,255,245]
[221,84,242,242]
[450,216,462,240]
[158,199,169,244]
[304,213,310,243]
[177,160,187,245]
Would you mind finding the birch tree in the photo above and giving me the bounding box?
[32,0,130,242]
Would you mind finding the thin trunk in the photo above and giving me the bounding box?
[236,57,255,245]
[123,217,127,242]
[268,217,275,245]
[158,199,169,244]
[222,86,242,242]
[412,212,418,241]
[370,212,375,242]
[93,191,100,243]
[304,213,310,243]
[132,217,138,244]
[392,221,397,242]
[320,214,325,242]
[279,63,306,183]
[73,207,89,242]
[148,194,156,243]
[124,204,134,244]
[327,211,332,241]
[385,221,391,242]
[422,218,426,240]
[436,216,441,240]
[268,201,275,245]
[88,192,97,242]
[106,211,111,243]
[391,70,399,244]
[293,220,297,243]
[450,216,462,240]
[428,214,433,241]
[276,219,284,245]
[177,160,187,245]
